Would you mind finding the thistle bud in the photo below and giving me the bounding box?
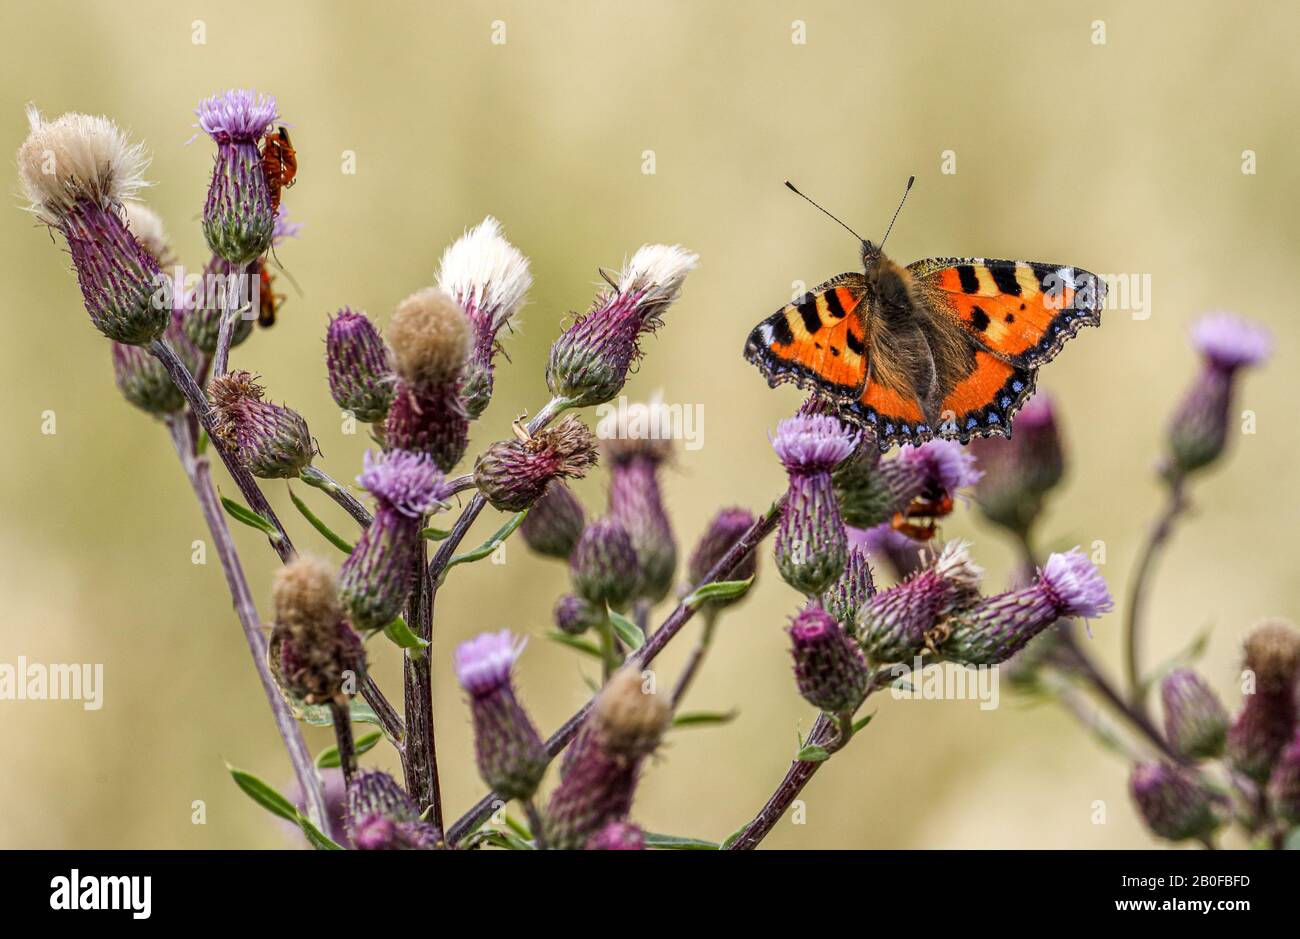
[1129,762,1226,843]
[474,415,598,512]
[436,216,532,418]
[586,820,646,850]
[544,668,669,849]
[555,593,599,635]
[835,439,981,533]
[604,416,677,604]
[327,308,396,423]
[18,106,167,344]
[386,381,470,473]
[968,393,1065,536]
[570,517,639,611]
[347,769,440,850]
[520,482,587,559]
[824,546,875,633]
[268,556,366,705]
[772,415,857,596]
[1267,734,1300,825]
[111,311,201,417]
[1166,313,1271,479]
[857,540,983,663]
[788,605,870,713]
[686,507,759,610]
[936,547,1112,667]
[1161,669,1229,760]
[1226,620,1300,781]
[546,244,698,407]
[454,630,548,801]
[194,90,278,265]
[339,450,449,631]
[209,371,314,478]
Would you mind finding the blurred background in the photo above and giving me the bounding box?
[1,0,1296,849]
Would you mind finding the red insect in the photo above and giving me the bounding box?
[890,491,955,541]
[260,126,297,214]
[256,264,284,327]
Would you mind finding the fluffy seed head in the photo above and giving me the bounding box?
[454,629,525,697]
[619,243,699,309]
[388,287,470,387]
[122,201,173,267]
[18,105,150,216]
[194,89,278,143]
[272,555,342,631]
[436,215,532,331]
[1242,620,1300,692]
[592,667,671,758]
[357,449,449,518]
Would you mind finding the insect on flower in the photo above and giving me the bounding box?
[257,264,284,327]
[261,126,297,214]
[890,490,954,541]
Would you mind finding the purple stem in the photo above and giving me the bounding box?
[300,464,373,528]
[1123,478,1188,711]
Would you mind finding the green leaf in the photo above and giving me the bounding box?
[298,816,344,851]
[547,630,604,660]
[226,763,299,824]
[315,730,383,769]
[795,745,830,762]
[606,608,645,651]
[504,814,533,841]
[672,709,738,728]
[196,429,210,456]
[444,510,528,571]
[851,712,876,734]
[684,577,755,610]
[381,616,429,654]
[720,824,748,850]
[420,526,452,541]
[220,495,282,543]
[297,698,382,729]
[642,832,720,850]
[288,486,355,554]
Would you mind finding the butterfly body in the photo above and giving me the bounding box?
[745,238,1104,448]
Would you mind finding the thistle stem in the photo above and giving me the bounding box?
[210,263,250,379]
[1123,478,1188,710]
[300,464,373,527]
[671,611,718,708]
[329,700,359,788]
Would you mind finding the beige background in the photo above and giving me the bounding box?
[1,0,1296,848]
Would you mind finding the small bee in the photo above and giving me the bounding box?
[260,126,297,214]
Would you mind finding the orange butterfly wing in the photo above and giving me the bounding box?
[743,274,870,401]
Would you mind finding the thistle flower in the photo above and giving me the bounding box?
[1166,313,1271,479]
[586,820,646,850]
[520,481,586,559]
[936,547,1113,667]
[554,593,599,635]
[339,450,449,631]
[347,769,439,850]
[18,106,167,345]
[772,415,857,596]
[570,517,639,612]
[788,604,870,714]
[474,415,598,512]
[1129,762,1227,843]
[326,308,396,423]
[544,667,670,849]
[454,631,548,801]
[268,556,366,706]
[1226,620,1300,781]
[195,89,278,264]
[546,244,698,407]
[968,393,1065,536]
[385,287,471,470]
[1161,669,1229,760]
[436,216,532,418]
[835,439,981,532]
[209,371,314,478]
[111,310,200,417]
[1268,734,1300,825]
[604,416,677,604]
[857,540,983,663]
[824,546,875,633]
[686,507,759,611]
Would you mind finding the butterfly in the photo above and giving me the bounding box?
[744,180,1105,449]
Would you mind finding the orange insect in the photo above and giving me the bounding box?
[890,490,955,541]
[256,264,284,327]
[260,126,297,214]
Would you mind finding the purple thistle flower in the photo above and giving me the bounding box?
[357,449,449,518]
[969,392,1065,536]
[772,415,858,474]
[1191,312,1272,371]
[326,308,396,424]
[474,414,599,512]
[209,371,314,478]
[1161,669,1229,760]
[520,481,587,560]
[605,419,677,604]
[1268,733,1300,826]
[788,604,870,714]
[454,630,548,800]
[570,517,640,611]
[586,820,646,850]
[686,507,759,611]
[836,438,980,532]
[1129,762,1226,843]
[1226,621,1300,781]
[772,415,857,596]
[857,540,983,663]
[546,244,698,407]
[195,90,278,264]
[346,769,440,850]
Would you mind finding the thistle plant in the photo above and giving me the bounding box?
[20,91,1290,853]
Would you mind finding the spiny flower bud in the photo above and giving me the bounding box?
[474,415,598,512]
[195,90,278,265]
[824,546,875,633]
[339,450,449,631]
[209,371,314,478]
[835,439,981,533]
[772,415,857,596]
[18,106,167,345]
[1161,669,1229,760]
[386,380,470,472]
[969,393,1065,536]
[111,311,200,417]
[1129,762,1226,843]
[554,593,599,635]
[327,308,396,423]
[1226,620,1300,781]
[788,604,870,714]
[521,482,587,559]
[1166,313,1271,479]
[347,769,439,850]
[546,244,698,407]
[857,540,983,663]
[604,415,677,604]
[586,820,646,850]
[269,556,366,706]
[1268,734,1300,825]
[570,517,639,611]
[686,507,759,610]
[936,547,1113,667]
[436,216,532,418]
[454,631,548,801]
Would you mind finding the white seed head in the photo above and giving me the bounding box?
[931,539,984,592]
[17,105,150,217]
[123,201,172,266]
[436,215,532,330]
[619,243,699,305]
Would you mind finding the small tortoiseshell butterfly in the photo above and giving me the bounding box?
[744,179,1105,449]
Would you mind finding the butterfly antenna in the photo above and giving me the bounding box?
[878,175,915,250]
[784,181,867,243]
